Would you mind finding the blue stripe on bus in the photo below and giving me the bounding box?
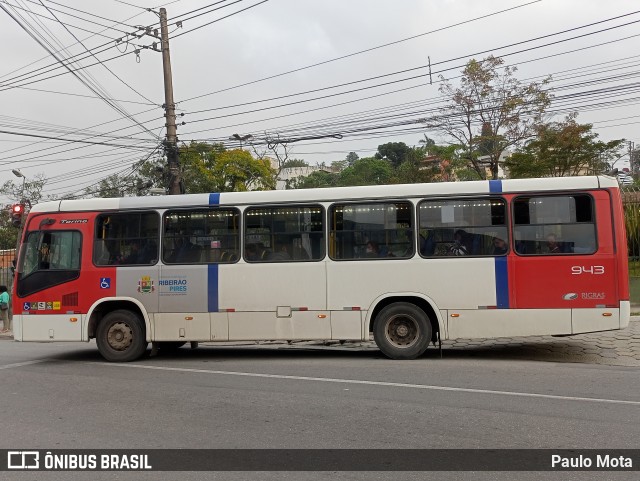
[489,180,502,193]
[494,256,509,308]
[208,264,219,312]
[208,194,220,312]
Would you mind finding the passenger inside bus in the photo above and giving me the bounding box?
[492,237,508,255]
[365,241,379,258]
[175,236,201,263]
[546,233,561,254]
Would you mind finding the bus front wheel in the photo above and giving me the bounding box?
[96,310,147,362]
[373,303,431,360]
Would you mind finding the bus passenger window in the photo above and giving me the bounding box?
[163,208,239,264]
[94,212,159,266]
[329,202,413,261]
[513,195,596,256]
[244,205,324,263]
[418,198,508,258]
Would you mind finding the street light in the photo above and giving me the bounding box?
[12,169,26,201]
[228,133,252,149]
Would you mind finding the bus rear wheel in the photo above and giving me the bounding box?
[96,310,147,362]
[373,302,431,360]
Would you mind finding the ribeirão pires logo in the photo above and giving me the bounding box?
[137,276,155,294]
[563,293,578,300]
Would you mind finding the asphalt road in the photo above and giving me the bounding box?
[1,339,639,481]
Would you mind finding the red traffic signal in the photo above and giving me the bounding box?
[11,203,25,227]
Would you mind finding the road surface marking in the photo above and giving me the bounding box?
[0,359,49,370]
[96,362,640,406]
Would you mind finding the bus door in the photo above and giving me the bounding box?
[16,212,93,341]
[510,192,620,333]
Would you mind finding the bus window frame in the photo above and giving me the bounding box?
[417,196,509,258]
[243,203,326,263]
[16,229,83,298]
[93,210,161,267]
[162,206,241,265]
[511,193,598,257]
[328,200,415,261]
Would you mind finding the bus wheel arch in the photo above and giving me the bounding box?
[368,296,440,359]
[87,299,150,341]
[95,308,148,362]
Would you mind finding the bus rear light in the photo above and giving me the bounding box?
[185,316,193,320]
[292,307,308,311]
[450,313,460,318]
[602,313,613,317]
[343,306,361,311]
[69,317,78,322]
[317,314,327,319]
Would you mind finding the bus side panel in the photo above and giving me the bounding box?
[20,313,83,341]
[327,258,497,312]
[447,309,571,339]
[220,262,329,341]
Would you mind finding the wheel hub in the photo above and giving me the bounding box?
[396,324,409,337]
[107,321,133,351]
[385,315,418,348]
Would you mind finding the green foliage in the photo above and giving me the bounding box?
[345,152,359,165]
[505,114,625,178]
[339,157,393,186]
[374,142,412,168]
[0,208,18,250]
[432,55,551,179]
[181,142,275,192]
[281,159,308,168]
[289,170,339,189]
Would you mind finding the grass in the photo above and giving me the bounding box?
[630,276,640,307]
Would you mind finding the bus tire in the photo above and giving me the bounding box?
[373,302,431,360]
[96,310,147,362]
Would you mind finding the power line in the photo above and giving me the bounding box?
[171,0,269,39]
[0,7,149,81]
[183,14,640,121]
[2,0,158,139]
[37,0,157,106]
[176,0,543,104]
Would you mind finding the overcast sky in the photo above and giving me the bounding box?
[1,0,640,202]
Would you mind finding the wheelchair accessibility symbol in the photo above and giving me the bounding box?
[100,278,111,289]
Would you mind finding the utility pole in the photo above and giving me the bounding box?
[629,141,636,178]
[159,8,182,195]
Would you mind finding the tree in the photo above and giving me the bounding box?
[345,152,359,166]
[429,55,551,179]
[181,142,274,192]
[374,142,412,168]
[250,132,293,189]
[505,114,625,178]
[289,170,339,189]
[281,159,308,168]
[338,157,393,186]
[0,173,47,205]
[0,173,48,249]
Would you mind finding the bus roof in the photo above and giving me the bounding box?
[31,175,618,213]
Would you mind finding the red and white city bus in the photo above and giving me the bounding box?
[12,175,630,362]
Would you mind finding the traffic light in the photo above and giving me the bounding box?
[10,203,24,227]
